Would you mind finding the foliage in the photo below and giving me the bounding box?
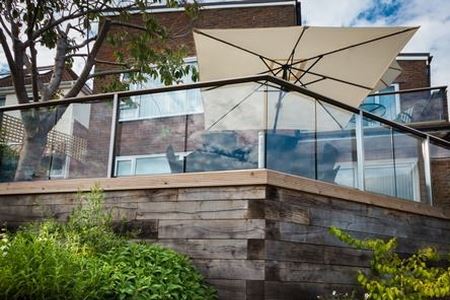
[329,226,450,300]
[0,186,216,299]
[0,143,19,182]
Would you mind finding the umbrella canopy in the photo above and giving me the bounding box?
[194,26,417,131]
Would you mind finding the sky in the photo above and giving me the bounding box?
[1,0,449,87]
[301,0,450,86]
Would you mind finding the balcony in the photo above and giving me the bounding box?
[361,86,448,125]
[1,75,450,205]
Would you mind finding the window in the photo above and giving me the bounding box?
[119,59,203,121]
[115,153,188,176]
[335,158,420,201]
[0,96,5,107]
[361,84,400,124]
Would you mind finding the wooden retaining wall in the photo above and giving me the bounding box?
[0,170,449,299]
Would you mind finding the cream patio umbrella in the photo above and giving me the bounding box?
[193,26,417,131]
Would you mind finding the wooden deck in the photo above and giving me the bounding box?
[1,170,449,299]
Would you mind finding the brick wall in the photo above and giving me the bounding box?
[395,59,430,90]
[94,4,297,93]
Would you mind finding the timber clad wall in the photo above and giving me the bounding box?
[1,171,449,299]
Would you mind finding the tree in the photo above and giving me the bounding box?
[0,0,198,181]
[330,227,450,300]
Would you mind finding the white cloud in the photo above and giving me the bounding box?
[301,0,450,86]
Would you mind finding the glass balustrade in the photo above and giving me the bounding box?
[0,100,113,181]
[362,86,448,125]
[0,76,448,206]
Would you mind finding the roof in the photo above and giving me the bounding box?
[0,66,79,88]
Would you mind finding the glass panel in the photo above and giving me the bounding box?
[135,157,171,175]
[116,89,196,175]
[63,101,113,179]
[362,87,448,124]
[116,160,132,176]
[316,102,359,188]
[0,99,113,182]
[265,88,316,177]
[392,129,425,202]
[184,82,262,173]
[430,141,450,207]
[0,106,58,181]
[363,117,396,198]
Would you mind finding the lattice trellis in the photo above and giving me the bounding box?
[0,114,86,160]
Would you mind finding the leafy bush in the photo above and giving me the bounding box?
[0,143,19,182]
[329,226,450,300]
[0,187,216,299]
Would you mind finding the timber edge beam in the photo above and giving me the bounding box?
[0,169,448,220]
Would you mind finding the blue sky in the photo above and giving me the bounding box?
[302,0,450,86]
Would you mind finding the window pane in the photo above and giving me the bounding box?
[135,157,171,175]
[116,160,132,176]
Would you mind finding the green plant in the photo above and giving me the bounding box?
[0,187,216,299]
[0,143,19,182]
[330,226,450,300]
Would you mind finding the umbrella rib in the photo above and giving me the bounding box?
[288,69,306,88]
[194,29,283,66]
[294,56,323,84]
[303,77,327,87]
[260,57,278,76]
[380,78,388,88]
[206,82,266,131]
[288,27,418,67]
[288,26,309,66]
[316,100,345,130]
[290,66,373,90]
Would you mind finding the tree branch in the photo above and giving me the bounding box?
[0,16,13,38]
[27,4,136,46]
[44,29,69,100]
[87,68,139,79]
[0,28,16,78]
[65,19,112,98]
[67,36,97,51]
[26,0,41,102]
[95,59,129,67]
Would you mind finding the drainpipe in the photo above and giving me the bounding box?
[296,1,302,25]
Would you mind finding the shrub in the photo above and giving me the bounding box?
[0,187,216,299]
[329,226,450,300]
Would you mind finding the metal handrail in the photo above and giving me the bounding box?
[1,74,450,149]
[367,85,447,97]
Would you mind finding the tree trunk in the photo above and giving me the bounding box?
[14,130,48,181]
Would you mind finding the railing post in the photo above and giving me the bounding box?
[422,136,433,205]
[355,110,365,190]
[107,93,119,178]
[258,131,266,168]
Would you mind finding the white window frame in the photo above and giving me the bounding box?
[119,57,203,122]
[115,152,190,176]
[368,83,400,121]
[335,158,420,202]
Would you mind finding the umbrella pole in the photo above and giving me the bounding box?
[272,66,289,132]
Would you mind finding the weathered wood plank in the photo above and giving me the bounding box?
[267,221,450,254]
[158,219,266,239]
[265,261,365,285]
[206,279,246,300]
[137,200,249,220]
[264,281,359,300]
[264,200,310,224]
[0,170,267,195]
[265,240,372,267]
[267,171,449,219]
[155,239,248,259]
[193,259,265,280]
